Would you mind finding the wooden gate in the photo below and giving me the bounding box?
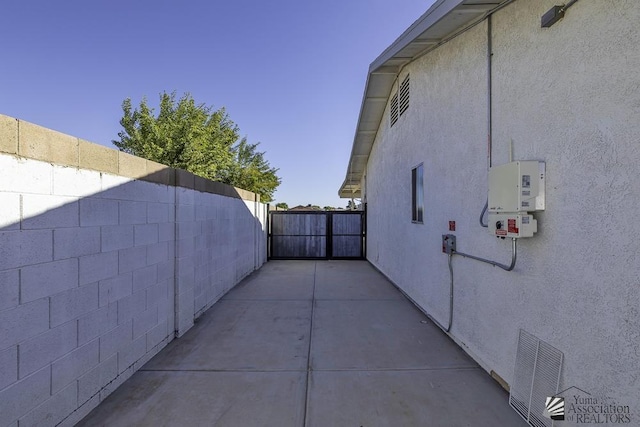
[268,210,365,259]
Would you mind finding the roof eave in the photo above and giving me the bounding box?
[339,0,506,198]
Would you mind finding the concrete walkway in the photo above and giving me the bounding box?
[77,260,525,427]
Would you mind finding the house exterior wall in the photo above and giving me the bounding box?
[364,0,639,408]
[0,114,267,426]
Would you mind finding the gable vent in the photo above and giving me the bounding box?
[510,329,564,427]
[399,74,410,116]
[390,93,399,127]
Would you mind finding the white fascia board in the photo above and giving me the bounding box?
[370,0,461,72]
[339,0,505,198]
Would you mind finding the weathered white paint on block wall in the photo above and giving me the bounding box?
[174,188,266,336]
[364,0,639,410]
[0,119,267,426]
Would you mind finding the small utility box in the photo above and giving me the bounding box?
[488,161,545,213]
[442,234,456,254]
[488,213,538,238]
[487,160,545,238]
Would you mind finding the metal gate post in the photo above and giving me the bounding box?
[362,205,367,259]
[267,210,273,260]
[326,212,333,259]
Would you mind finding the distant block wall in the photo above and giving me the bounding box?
[0,114,267,426]
[174,188,266,336]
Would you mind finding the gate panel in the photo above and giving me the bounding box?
[270,212,327,258]
[269,210,365,260]
[331,213,363,258]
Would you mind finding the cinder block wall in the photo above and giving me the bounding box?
[0,114,268,426]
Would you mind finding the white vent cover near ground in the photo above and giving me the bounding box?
[510,329,564,427]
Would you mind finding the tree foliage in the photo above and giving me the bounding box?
[275,202,289,210]
[113,92,280,202]
[225,138,281,203]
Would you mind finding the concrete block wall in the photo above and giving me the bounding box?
[174,189,266,336]
[0,114,267,426]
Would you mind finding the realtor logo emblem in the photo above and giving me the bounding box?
[544,396,565,420]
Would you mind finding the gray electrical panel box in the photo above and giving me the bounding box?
[488,212,538,238]
[442,234,456,254]
[488,161,545,213]
[487,161,545,238]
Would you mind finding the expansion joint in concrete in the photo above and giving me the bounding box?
[303,261,317,427]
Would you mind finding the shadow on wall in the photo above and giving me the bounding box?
[0,144,267,426]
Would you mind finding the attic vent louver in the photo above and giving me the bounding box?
[399,74,410,116]
[390,93,399,127]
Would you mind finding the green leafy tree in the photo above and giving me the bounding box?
[114,92,237,180]
[113,91,280,201]
[275,202,288,210]
[224,138,280,203]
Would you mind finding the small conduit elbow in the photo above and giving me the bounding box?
[453,238,517,272]
[434,234,517,336]
[446,253,453,331]
[479,199,489,228]
[430,253,454,333]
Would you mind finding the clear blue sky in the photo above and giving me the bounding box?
[1,0,434,208]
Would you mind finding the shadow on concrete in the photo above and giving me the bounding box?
[76,260,526,427]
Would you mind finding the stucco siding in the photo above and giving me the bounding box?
[365,0,640,405]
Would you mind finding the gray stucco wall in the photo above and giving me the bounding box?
[365,0,639,408]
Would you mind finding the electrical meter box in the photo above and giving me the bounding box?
[488,212,537,238]
[488,161,545,213]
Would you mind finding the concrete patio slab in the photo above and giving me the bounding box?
[306,369,525,427]
[143,300,311,371]
[315,260,378,274]
[314,267,405,300]
[254,260,316,276]
[314,260,405,301]
[310,299,475,370]
[76,371,306,427]
[77,261,525,427]
[223,274,315,301]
